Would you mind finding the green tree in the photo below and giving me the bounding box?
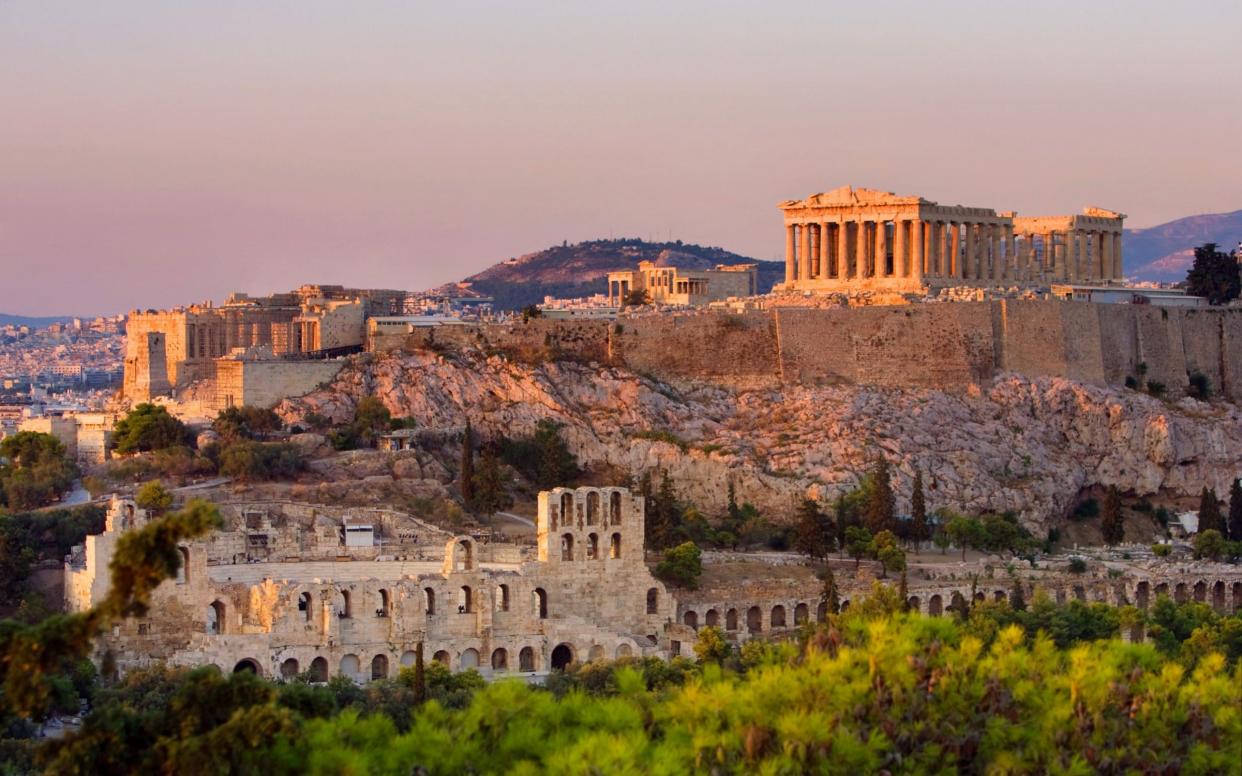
[910,469,928,549]
[873,530,905,579]
[469,444,512,514]
[534,420,578,488]
[793,499,834,561]
[459,421,475,506]
[622,289,651,307]
[693,626,731,664]
[218,442,306,482]
[520,304,543,322]
[844,525,873,570]
[654,541,702,589]
[944,514,984,560]
[862,456,895,534]
[0,431,78,511]
[134,480,174,514]
[1228,478,1242,541]
[1198,486,1223,534]
[645,471,681,550]
[1193,529,1227,561]
[1185,242,1241,305]
[1100,485,1125,545]
[820,565,840,615]
[113,403,190,454]
[212,405,281,442]
[352,396,392,448]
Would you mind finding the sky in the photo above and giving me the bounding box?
[1,1,1239,316]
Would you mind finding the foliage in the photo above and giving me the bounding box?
[1152,543,1172,558]
[861,456,895,534]
[1067,556,1088,573]
[0,505,105,612]
[102,445,216,484]
[909,469,928,547]
[622,288,652,307]
[843,525,873,568]
[793,499,834,561]
[1100,484,1124,545]
[520,304,543,322]
[134,480,173,514]
[218,441,307,482]
[1198,486,1224,534]
[1184,242,1241,305]
[693,626,731,664]
[872,529,905,578]
[1193,528,1227,561]
[1229,478,1242,541]
[212,405,282,443]
[469,444,513,514]
[112,403,190,455]
[630,429,688,451]
[654,541,702,589]
[499,419,579,489]
[0,431,78,511]
[329,396,398,450]
[644,471,682,550]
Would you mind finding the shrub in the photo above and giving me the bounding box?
[1067,557,1088,573]
[654,542,702,589]
[1146,381,1166,398]
[112,404,190,454]
[1152,543,1172,557]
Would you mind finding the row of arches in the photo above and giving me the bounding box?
[550,490,624,531]
[680,601,833,634]
[423,586,547,618]
[560,532,622,561]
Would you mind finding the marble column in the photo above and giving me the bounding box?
[1112,232,1122,280]
[1063,230,1077,281]
[856,221,869,278]
[798,223,811,282]
[894,220,907,278]
[876,220,889,277]
[810,224,821,280]
[924,221,937,277]
[941,222,952,277]
[1076,231,1089,282]
[785,224,795,284]
[950,223,961,279]
[962,223,976,280]
[1005,225,1017,281]
[819,222,830,279]
[838,220,850,278]
[910,221,923,283]
[989,224,1001,281]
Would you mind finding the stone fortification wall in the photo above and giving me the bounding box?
[386,302,1242,399]
[211,359,346,411]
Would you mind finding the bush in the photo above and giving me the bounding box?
[654,541,702,589]
[1067,557,1088,573]
[112,404,190,454]
[1152,543,1172,557]
[219,442,307,482]
[1147,381,1166,398]
[0,431,78,511]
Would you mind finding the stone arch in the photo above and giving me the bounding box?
[928,594,943,616]
[1193,580,1207,603]
[1113,585,1129,607]
[207,600,225,634]
[1233,582,1242,612]
[1055,588,1067,605]
[336,589,352,618]
[610,491,622,525]
[816,601,827,622]
[377,589,391,618]
[340,654,360,681]
[646,587,659,614]
[1135,581,1150,609]
[551,643,574,671]
[615,643,633,659]
[974,591,987,603]
[726,608,739,630]
[771,605,786,628]
[519,646,536,672]
[907,596,921,613]
[432,650,450,665]
[459,585,474,613]
[561,533,575,561]
[233,658,260,675]
[993,590,1007,602]
[492,648,508,671]
[176,547,190,584]
[586,491,600,525]
[400,651,417,667]
[949,592,966,614]
[497,584,511,612]
[794,602,809,625]
[1072,586,1085,602]
[1174,582,1188,603]
[746,606,762,633]
[559,492,574,525]
[280,658,299,679]
[705,609,720,627]
[460,648,480,670]
[1211,581,1226,611]
[683,610,698,629]
[533,588,548,619]
[424,587,436,615]
[587,533,600,560]
[298,591,314,622]
[371,654,389,681]
[610,533,622,559]
[840,599,851,612]
[444,536,476,574]
[588,644,606,662]
[309,656,328,682]
[1155,582,1169,599]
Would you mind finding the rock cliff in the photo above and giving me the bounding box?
[277,349,1242,533]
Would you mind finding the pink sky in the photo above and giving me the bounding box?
[2,1,1239,315]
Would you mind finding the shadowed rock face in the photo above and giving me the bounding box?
[278,349,1242,534]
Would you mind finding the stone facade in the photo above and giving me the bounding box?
[779,186,1125,293]
[607,261,758,307]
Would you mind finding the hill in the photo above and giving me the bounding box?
[0,313,75,328]
[455,238,781,310]
[1125,209,1242,282]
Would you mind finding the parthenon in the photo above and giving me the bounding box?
[779,186,1125,292]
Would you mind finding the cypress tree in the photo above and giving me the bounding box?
[413,641,426,704]
[794,499,832,561]
[1198,487,1223,534]
[460,421,475,507]
[898,566,909,609]
[864,456,895,534]
[910,469,928,549]
[821,564,840,615]
[1227,478,1242,541]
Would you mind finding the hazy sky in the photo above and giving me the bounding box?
[2,1,1239,315]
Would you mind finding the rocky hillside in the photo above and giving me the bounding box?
[276,349,1242,534]
[1125,210,1242,281]
[452,238,782,310]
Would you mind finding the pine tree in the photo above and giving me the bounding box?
[646,471,680,550]
[1100,485,1124,545]
[898,567,909,609]
[413,641,426,704]
[864,456,896,534]
[1198,487,1223,534]
[1227,478,1242,541]
[471,444,511,514]
[1009,577,1027,612]
[794,499,833,561]
[820,564,840,615]
[910,469,928,550]
[460,421,475,507]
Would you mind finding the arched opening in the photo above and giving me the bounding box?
[309,657,329,682]
[1055,588,1067,605]
[460,649,479,670]
[1112,585,1128,607]
[928,594,943,616]
[280,658,299,679]
[561,533,575,561]
[340,654,360,681]
[377,589,391,618]
[993,590,1007,602]
[491,648,508,671]
[816,602,827,622]
[974,591,987,603]
[746,606,762,633]
[298,592,314,622]
[705,609,720,627]
[233,659,260,675]
[400,651,417,667]
[586,533,599,560]
[771,605,786,628]
[949,592,966,614]
[519,647,536,672]
[560,493,574,525]
[726,608,739,630]
[337,589,352,618]
[1136,581,1150,609]
[840,599,851,612]
[1193,581,1207,603]
[432,650,450,665]
[371,654,389,680]
[610,492,622,524]
[497,584,511,612]
[1233,582,1242,612]
[176,547,190,584]
[424,587,436,615]
[459,586,473,614]
[586,491,600,525]
[588,644,606,662]
[1213,581,1228,611]
[1174,582,1188,603]
[609,533,621,559]
[794,603,809,624]
[615,643,632,659]
[683,611,698,629]
[646,588,659,614]
[453,539,474,571]
[207,600,225,634]
[533,588,548,619]
[551,643,574,671]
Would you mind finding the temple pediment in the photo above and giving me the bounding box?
[1082,207,1126,220]
[779,186,929,210]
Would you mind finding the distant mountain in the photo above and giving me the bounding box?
[1125,210,1242,282]
[454,238,782,310]
[0,313,75,328]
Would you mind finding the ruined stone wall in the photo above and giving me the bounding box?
[211,359,346,411]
